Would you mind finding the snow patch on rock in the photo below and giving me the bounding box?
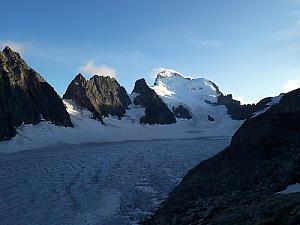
[252,94,284,117]
[278,183,300,194]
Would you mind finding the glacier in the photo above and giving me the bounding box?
[0,138,230,225]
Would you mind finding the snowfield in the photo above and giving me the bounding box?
[0,100,241,153]
[0,137,230,225]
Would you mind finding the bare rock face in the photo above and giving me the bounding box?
[132,78,176,125]
[0,47,73,141]
[63,74,131,120]
[218,94,272,120]
[207,114,215,121]
[172,105,192,120]
[143,88,300,225]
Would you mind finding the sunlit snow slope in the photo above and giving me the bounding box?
[0,99,241,152]
[152,69,230,125]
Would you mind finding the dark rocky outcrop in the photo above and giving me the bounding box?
[144,88,300,225]
[207,114,215,121]
[172,105,192,120]
[218,94,274,120]
[132,79,176,125]
[0,46,73,141]
[63,74,131,120]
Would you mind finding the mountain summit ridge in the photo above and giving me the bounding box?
[0,46,73,141]
[63,73,132,121]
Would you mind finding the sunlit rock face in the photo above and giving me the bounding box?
[0,46,72,141]
[63,73,131,121]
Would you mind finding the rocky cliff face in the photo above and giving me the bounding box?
[144,88,300,225]
[172,105,192,120]
[63,74,131,120]
[132,78,176,125]
[0,46,73,141]
[217,94,274,120]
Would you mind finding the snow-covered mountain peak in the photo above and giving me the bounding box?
[153,69,221,103]
[154,68,220,95]
[151,69,228,125]
[156,69,184,79]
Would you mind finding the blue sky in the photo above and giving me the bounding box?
[1,0,300,103]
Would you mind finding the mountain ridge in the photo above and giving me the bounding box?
[0,46,73,141]
[63,73,131,121]
[0,47,284,146]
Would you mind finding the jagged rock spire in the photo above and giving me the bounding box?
[132,78,176,125]
[0,47,73,141]
[63,74,131,120]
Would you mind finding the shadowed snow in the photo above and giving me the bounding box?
[0,138,229,225]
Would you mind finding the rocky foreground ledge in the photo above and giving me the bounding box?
[143,89,300,225]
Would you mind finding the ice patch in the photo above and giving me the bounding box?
[278,183,300,194]
[252,94,284,118]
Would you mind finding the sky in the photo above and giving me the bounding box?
[1,0,300,104]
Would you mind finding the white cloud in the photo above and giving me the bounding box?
[191,39,223,48]
[79,60,116,78]
[290,9,300,14]
[281,20,300,40]
[234,96,248,105]
[290,0,300,4]
[283,79,300,92]
[277,19,300,53]
[0,40,26,54]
